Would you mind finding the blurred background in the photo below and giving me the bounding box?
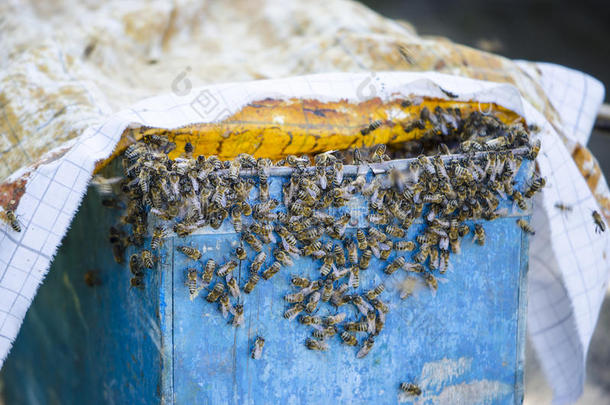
[357,0,610,403]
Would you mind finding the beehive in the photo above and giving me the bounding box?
[1,94,542,404]
[1,153,533,404]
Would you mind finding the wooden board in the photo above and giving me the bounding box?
[0,159,532,405]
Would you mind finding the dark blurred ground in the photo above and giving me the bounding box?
[359,1,610,403]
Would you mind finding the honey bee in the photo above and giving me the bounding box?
[240,201,253,216]
[305,338,329,351]
[312,325,338,339]
[516,219,535,235]
[384,225,405,238]
[151,226,166,250]
[250,252,267,273]
[528,139,541,160]
[450,238,461,254]
[251,336,265,359]
[403,262,425,273]
[177,245,202,261]
[227,276,241,298]
[129,254,143,277]
[554,203,572,213]
[384,256,405,275]
[305,291,321,313]
[458,224,470,237]
[356,229,368,250]
[291,276,311,288]
[428,248,439,271]
[186,268,199,299]
[367,213,390,225]
[243,232,263,252]
[244,273,260,294]
[219,294,232,318]
[334,244,346,267]
[356,335,376,359]
[340,331,358,346]
[320,255,334,277]
[202,259,215,285]
[395,241,415,251]
[280,234,299,255]
[321,279,334,302]
[232,304,244,327]
[370,298,389,314]
[360,121,383,136]
[330,266,350,281]
[368,227,388,243]
[366,311,377,334]
[206,282,225,302]
[416,233,438,246]
[473,224,485,245]
[353,296,373,315]
[346,240,359,264]
[379,242,393,261]
[423,271,438,292]
[324,312,346,325]
[349,266,360,289]
[524,177,545,198]
[273,249,294,267]
[261,262,281,280]
[302,241,323,257]
[285,291,305,303]
[374,311,385,335]
[593,210,606,233]
[141,250,154,268]
[439,249,450,274]
[399,383,422,396]
[235,245,247,260]
[371,143,390,162]
[217,260,238,277]
[283,303,304,320]
[299,315,323,326]
[344,320,368,332]
[512,190,528,211]
[359,249,372,270]
[230,205,243,233]
[365,284,385,300]
[130,277,144,289]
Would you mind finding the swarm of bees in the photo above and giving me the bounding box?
[107,106,545,393]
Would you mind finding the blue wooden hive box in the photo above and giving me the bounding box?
[0,155,532,405]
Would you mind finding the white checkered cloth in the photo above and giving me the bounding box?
[0,69,607,404]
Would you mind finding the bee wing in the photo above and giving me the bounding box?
[370,245,381,258]
[318,174,328,190]
[356,344,372,359]
[281,237,291,252]
[252,346,263,359]
[378,242,391,251]
[267,232,277,244]
[221,303,230,318]
[91,175,122,195]
[312,250,326,259]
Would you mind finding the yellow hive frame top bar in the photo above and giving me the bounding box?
[98,97,524,170]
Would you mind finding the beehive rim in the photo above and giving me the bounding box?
[229,146,530,177]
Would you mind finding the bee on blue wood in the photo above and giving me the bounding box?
[251,336,265,359]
